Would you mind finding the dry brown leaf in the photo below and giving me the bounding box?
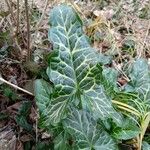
[0,129,16,150]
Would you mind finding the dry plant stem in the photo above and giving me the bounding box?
[25,0,31,61]
[16,0,20,34]
[0,18,5,27]
[141,20,150,55]
[0,77,33,96]
[16,6,27,47]
[7,17,22,52]
[16,0,26,47]
[5,0,22,52]
[5,0,27,47]
[135,20,150,58]
[71,2,88,21]
[31,0,48,50]
[35,0,49,29]
[5,0,17,25]
[33,44,50,51]
[31,26,49,31]
[112,60,130,82]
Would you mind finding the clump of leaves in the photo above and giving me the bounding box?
[124,59,150,149]
[35,5,150,150]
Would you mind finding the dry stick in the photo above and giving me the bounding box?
[0,77,34,96]
[4,0,22,52]
[16,0,27,48]
[25,0,31,61]
[16,2,27,47]
[35,0,49,29]
[4,1,26,47]
[140,20,150,58]
[30,0,48,51]
[16,0,20,34]
[32,0,48,38]
[112,60,130,82]
[16,0,27,50]
[0,18,5,27]
[5,0,17,25]
[7,17,22,52]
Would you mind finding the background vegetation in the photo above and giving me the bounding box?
[0,0,150,150]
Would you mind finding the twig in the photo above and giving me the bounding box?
[140,20,150,57]
[33,44,50,51]
[16,0,27,48]
[0,77,34,96]
[31,26,49,31]
[25,0,31,61]
[35,0,49,29]
[16,0,20,34]
[7,17,22,52]
[0,18,5,27]
[4,0,22,52]
[112,60,130,82]
[5,0,17,25]
[30,0,49,53]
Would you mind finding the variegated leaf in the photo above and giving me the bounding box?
[46,5,122,125]
[125,59,150,105]
[112,118,140,140]
[142,142,150,150]
[54,132,73,150]
[63,108,118,150]
[34,79,52,127]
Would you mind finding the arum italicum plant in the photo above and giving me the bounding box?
[35,4,150,150]
[112,59,150,150]
[112,99,150,150]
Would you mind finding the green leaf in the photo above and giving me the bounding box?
[125,59,150,105]
[142,141,150,150]
[103,67,118,88]
[112,118,140,140]
[16,116,32,131]
[35,141,53,150]
[45,5,122,125]
[102,67,119,98]
[98,54,112,65]
[102,67,137,103]
[34,79,52,127]
[54,132,73,150]
[63,108,117,150]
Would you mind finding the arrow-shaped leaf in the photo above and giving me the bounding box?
[36,5,122,125]
[47,5,122,125]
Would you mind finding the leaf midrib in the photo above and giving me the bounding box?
[60,10,82,99]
